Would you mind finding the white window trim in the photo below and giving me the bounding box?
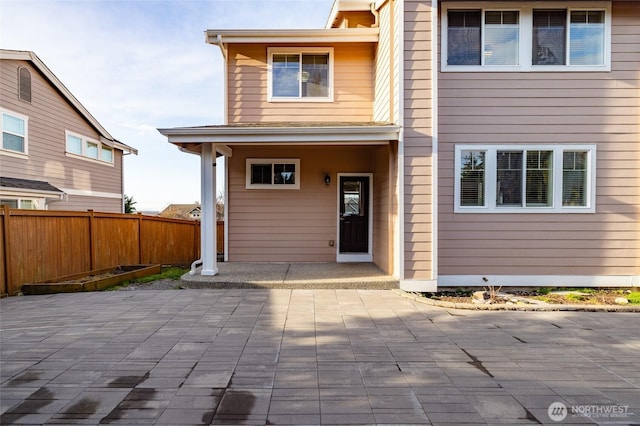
[1,109,29,156]
[65,130,114,166]
[454,144,596,213]
[267,47,334,102]
[441,1,611,72]
[246,158,301,190]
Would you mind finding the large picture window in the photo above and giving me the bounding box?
[455,145,596,213]
[443,2,610,72]
[268,48,333,101]
[246,159,300,189]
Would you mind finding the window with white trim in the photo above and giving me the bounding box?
[246,159,300,189]
[268,48,333,101]
[442,2,610,72]
[455,145,596,213]
[1,110,28,154]
[65,131,114,164]
[0,198,39,209]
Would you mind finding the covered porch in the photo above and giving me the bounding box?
[158,123,401,280]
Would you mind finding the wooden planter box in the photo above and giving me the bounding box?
[21,264,162,295]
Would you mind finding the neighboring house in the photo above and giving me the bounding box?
[159,0,639,290]
[0,50,137,212]
[160,203,202,221]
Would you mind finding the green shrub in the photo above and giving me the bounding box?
[628,292,640,305]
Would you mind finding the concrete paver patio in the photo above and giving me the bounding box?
[1,289,639,425]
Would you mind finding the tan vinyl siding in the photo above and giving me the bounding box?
[227,43,375,123]
[227,145,391,265]
[0,59,123,213]
[403,0,434,280]
[372,144,393,274]
[374,2,392,122]
[437,1,640,276]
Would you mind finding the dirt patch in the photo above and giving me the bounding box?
[426,289,638,306]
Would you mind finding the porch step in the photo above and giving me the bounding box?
[180,262,399,290]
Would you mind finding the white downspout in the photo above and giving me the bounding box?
[431,0,439,284]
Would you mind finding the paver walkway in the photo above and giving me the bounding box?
[1,289,639,425]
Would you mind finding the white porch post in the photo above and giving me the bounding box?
[200,143,218,276]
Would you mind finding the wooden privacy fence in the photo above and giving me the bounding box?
[0,207,207,296]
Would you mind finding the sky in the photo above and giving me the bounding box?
[1,0,334,212]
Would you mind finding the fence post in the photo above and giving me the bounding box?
[138,213,143,264]
[1,205,11,295]
[88,210,96,270]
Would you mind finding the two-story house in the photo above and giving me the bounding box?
[159,0,639,291]
[0,50,137,213]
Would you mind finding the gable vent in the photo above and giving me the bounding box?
[18,67,31,102]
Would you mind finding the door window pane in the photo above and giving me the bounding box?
[497,151,522,205]
[484,11,519,65]
[533,10,567,65]
[447,10,481,65]
[460,151,485,206]
[343,181,363,216]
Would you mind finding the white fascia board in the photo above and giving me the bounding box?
[206,28,378,45]
[0,187,65,199]
[158,125,400,144]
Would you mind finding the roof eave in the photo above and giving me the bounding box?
[0,49,137,154]
[206,28,379,45]
[158,124,400,145]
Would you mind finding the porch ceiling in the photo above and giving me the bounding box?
[158,122,400,155]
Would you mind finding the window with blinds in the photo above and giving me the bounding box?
[455,145,595,213]
[442,4,610,71]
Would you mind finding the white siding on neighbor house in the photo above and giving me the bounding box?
[0,59,123,213]
[437,1,640,277]
[403,0,435,280]
[227,43,376,123]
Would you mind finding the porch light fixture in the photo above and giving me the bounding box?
[324,174,331,185]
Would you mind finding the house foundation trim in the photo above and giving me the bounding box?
[438,275,640,288]
[400,279,438,292]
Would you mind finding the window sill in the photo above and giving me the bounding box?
[268,97,334,103]
[0,149,28,159]
[442,65,611,73]
[455,206,595,214]
[65,152,114,166]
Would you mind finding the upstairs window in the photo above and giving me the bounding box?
[246,159,300,189]
[65,131,114,164]
[443,3,610,72]
[1,110,28,155]
[268,48,333,101]
[18,67,32,102]
[456,145,596,213]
